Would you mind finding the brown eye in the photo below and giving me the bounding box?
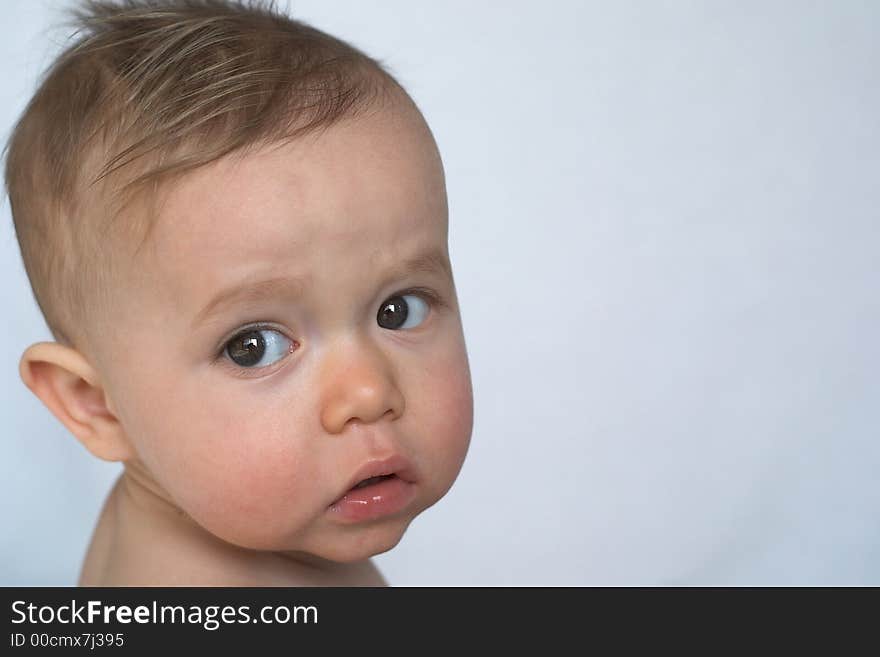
[225,328,292,368]
[377,294,429,330]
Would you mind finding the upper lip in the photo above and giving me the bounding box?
[331,454,417,504]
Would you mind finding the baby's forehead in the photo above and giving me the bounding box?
[120,167,445,321]
[143,117,444,255]
[124,223,450,341]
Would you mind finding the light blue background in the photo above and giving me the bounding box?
[2,0,878,585]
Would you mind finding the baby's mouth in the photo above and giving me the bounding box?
[327,463,417,523]
[329,453,418,509]
[350,474,396,491]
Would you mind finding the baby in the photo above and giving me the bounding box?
[5,0,473,586]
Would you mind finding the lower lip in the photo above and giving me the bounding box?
[328,476,417,523]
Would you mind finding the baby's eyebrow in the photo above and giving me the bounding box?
[191,247,452,328]
[193,275,309,329]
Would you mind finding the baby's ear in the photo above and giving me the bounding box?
[19,342,134,462]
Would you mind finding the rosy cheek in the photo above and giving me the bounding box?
[135,384,302,519]
[171,432,314,547]
[443,368,475,466]
[418,347,474,480]
[183,403,301,502]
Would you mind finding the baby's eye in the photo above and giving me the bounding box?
[377,291,432,330]
[224,328,293,369]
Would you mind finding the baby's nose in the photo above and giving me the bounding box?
[318,343,405,435]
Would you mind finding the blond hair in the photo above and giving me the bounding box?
[4,0,405,352]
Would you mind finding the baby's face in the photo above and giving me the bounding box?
[94,102,473,562]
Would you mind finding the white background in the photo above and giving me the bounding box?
[1,1,878,585]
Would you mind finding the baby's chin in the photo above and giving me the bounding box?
[289,517,416,564]
[283,528,410,565]
[198,513,416,565]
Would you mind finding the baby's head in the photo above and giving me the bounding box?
[6,0,472,565]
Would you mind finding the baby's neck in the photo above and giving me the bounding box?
[78,468,386,586]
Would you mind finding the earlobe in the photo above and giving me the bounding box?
[19,342,135,462]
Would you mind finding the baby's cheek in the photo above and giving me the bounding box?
[158,398,316,548]
[417,346,474,486]
[186,443,315,548]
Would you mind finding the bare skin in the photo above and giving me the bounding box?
[79,469,386,586]
[22,96,473,586]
